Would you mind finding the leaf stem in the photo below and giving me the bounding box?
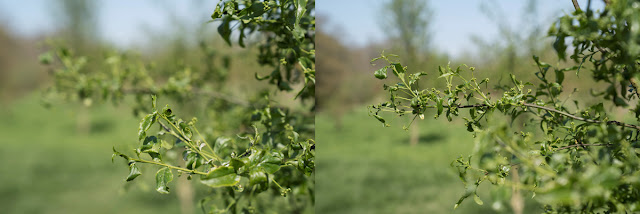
[131,158,208,175]
[158,115,217,161]
[192,125,221,160]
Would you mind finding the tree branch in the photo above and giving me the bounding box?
[121,88,249,107]
[521,103,640,130]
[132,158,208,175]
[448,103,640,131]
[121,87,314,119]
[572,0,581,11]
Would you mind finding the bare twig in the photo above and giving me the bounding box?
[572,0,581,11]
[630,78,640,99]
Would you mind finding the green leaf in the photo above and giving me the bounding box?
[161,105,174,121]
[155,167,173,194]
[437,98,444,116]
[39,52,53,65]
[553,36,567,60]
[230,157,247,173]
[294,0,307,26]
[112,147,129,163]
[259,153,282,174]
[211,4,223,19]
[454,185,475,209]
[438,73,453,78]
[541,120,549,134]
[138,113,156,142]
[178,121,192,139]
[246,2,266,18]
[141,136,161,157]
[185,151,204,170]
[393,63,405,74]
[238,28,246,48]
[126,162,142,181]
[374,114,386,124]
[249,170,267,186]
[473,194,484,205]
[374,67,388,79]
[200,166,241,188]
[533,55,551,69]
[392,63,405,79]
[510,74,518,86]
[218,17,232,46]
[151,95,157,111]
[555,68,565,85]
[249,170,268,193]
[213,137,231,155]
[255,72,270,80]
[160,139,173,150]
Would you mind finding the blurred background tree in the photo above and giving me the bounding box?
[379,0,433,146]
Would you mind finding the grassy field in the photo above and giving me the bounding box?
[0,92,310,214]
[316,106,542,214]
[0,93,188,214]
[2,91,549,213]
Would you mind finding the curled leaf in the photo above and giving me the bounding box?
[126,162,142,182]
[374,67,388,79]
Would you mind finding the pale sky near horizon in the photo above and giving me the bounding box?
[0,0,604,58]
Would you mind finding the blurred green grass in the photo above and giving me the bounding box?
[316,106,542,214]
[0,91,309,214]
[0,92,184,214]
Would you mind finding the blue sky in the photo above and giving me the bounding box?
[0,0,604,57]
[317,0,604,57]
[0,0,216,48]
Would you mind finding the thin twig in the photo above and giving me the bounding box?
[157,120,172,132]
[521,103,640,130]
[444,103,640,131]
[630,78,640,99]
[557,143,611,150]
[572,0,581,11]
[569,0,610,54]
[121,88,248,106]
[132,158,208,175]
[121,87,313,117]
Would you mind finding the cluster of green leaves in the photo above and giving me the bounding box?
[212,0,315,103]
[41,0,315,213]
[39,41,234,113]
[370,1,640,212]
[111,95,314,213]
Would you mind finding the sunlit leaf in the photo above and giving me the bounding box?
[126,162,142,182]
[155,167,173,194]
[200,167,241,188]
